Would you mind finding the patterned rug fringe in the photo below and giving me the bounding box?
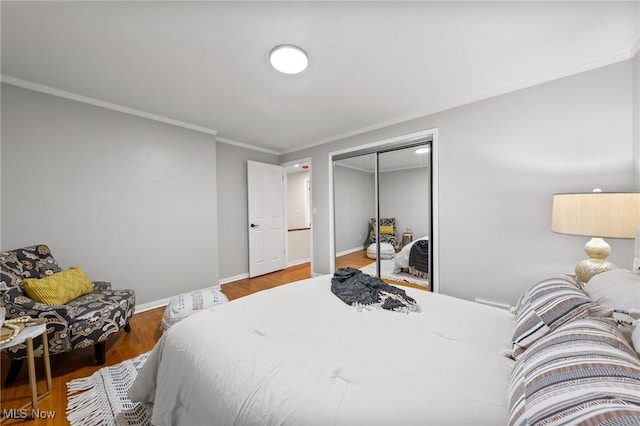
[360,259,429,287]
[66,352,152,426]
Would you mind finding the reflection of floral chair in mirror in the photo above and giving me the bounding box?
[369,218,398,247]
[0,244,135,385]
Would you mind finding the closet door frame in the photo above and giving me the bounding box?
[328,128,440,293]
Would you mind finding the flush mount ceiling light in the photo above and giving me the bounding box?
[270,45,308,74]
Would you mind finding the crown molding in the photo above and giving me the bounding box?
[216,136,281,155]
[333,162,372,174]
[3,37,636,156]
[284,45,637,155]
[0,75,280,153]
[0,75,218,137]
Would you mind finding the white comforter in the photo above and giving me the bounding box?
[129,275,515,426]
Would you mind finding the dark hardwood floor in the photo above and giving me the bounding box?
[0,307,164,425]
[0,249,426,425]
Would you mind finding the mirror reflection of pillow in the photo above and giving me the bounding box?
[372,225,394,235]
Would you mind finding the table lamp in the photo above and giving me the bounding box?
[551,192,640,283]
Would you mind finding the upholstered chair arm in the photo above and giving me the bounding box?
[3,297,74,323]
[92,281,112,293]
[2,294,38,314]
[2,298,72,359]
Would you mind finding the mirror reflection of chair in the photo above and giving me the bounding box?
[1,244,136,385]
[369,217,397,248]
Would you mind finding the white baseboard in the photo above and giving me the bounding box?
[287,258,311,268]
[134,284,224,314]
[336,246,366,257]
[219,273,249,285]
[135,297,172,314]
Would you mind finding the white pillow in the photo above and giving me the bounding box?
[584,269,640,312]
[366,243,395,260]
[161,285,228,331]
[585,269,640,355]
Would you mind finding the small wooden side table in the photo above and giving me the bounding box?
[0,319,52,421]
[401,232,413,248]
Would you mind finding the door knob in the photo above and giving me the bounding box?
[250,223,260,228]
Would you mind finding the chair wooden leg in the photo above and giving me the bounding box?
[123,323,131,332]
[94,341,106,365]
[4,359,24,386]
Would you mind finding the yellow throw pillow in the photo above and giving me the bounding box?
[379,225,394,235]
[23,267,93,305]
[371,225,394,236]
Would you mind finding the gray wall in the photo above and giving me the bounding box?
[3,58,636,308]
[216,142,278,281]
[333,164,430,253]
[379,167,430,240]
[334,164,375,253]
[1,83,219,306]
[281,60,635,306]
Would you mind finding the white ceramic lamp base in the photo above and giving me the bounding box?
[575,237,616,283]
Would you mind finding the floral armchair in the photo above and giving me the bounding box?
[369,217,398,247]
[0,245,135,385]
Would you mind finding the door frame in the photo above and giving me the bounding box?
[281,157,314,275]
[328,128,440,293]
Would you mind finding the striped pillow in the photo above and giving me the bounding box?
[508,317,640,426]
[511,275,611,357]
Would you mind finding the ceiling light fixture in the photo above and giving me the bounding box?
[270,45,308,74]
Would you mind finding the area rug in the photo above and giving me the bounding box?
[66,352,152,426]
[360,259,429,287]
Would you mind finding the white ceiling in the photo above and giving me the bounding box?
[2,1,638,154]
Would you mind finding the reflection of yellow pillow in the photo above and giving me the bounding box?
[380,225,394,235]
[23,267,93,305]
[372,225,394,235]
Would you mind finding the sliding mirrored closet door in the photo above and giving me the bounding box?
[333,142,432,291]
[333,153,376,271]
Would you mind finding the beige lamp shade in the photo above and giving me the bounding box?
[552,193,640,238]
[551,192,640,283]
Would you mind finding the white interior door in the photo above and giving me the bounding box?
[248,160,286,277]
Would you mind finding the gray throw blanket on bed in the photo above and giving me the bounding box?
[331,267,421,313]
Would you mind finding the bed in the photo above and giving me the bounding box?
[129,269,640,425]
[130,274,515,425]
[394,236,429,279]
